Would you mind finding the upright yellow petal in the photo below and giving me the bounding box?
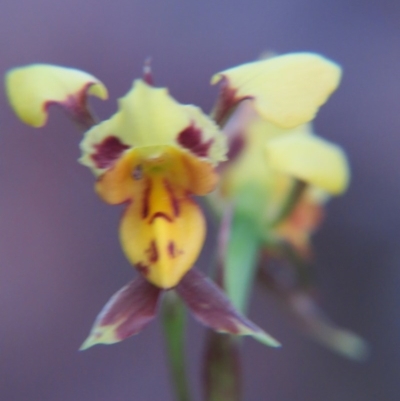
[80,80,226,175]
[212,53,341,128]
[266,132,350,195]
[5,64,107,127]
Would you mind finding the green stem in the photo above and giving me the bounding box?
[162,291,192,401]
[225,211,261,313]
[203,332,241,401]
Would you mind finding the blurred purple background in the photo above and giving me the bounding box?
[1,0,399,400]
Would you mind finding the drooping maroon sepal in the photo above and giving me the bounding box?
[80,276,162,350]
[176,269,280,347]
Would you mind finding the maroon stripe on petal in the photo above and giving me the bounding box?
[149,212,173,224]
[142,179,152,219]
[163,179,180,217]
[176,269,260,335]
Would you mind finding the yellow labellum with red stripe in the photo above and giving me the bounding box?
[96,146,218,288]
[78,79,226,288]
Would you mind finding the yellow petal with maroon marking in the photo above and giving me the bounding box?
[94,145,220,205]
[5,64,107,127]
[79,79,226,176]
[120,173,206,289]
[92,145,217,288]
[211,53,341,128]
[94,149,139,205]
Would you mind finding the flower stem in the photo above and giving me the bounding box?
[162,291,192,401]
[203,332,241,401]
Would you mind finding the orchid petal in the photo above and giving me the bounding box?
[212,53,341,128]
[80,80,226,176]
[6,64,107,128]
[266,132,350,194]
[120,174,206,289]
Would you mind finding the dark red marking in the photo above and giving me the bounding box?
[45,83,99,130]
[227,134,245,161]
[212,77,240,125]
[142,179,152,219]
[91,136,130,169]
[136,262,150,276]
[149,212,173,224]
[168,241,176,258]
[177,124,214,158]
[62,84,89,116]
[146,240,159,263]
[163,179,180,217]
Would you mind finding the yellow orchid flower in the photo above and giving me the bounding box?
[208,55,367,360]
[210,52,348,252]
[6,65,226,289]
[6,62,281,349]
[79,79,227,289]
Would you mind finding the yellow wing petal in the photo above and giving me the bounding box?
[212,53,341,128]
[5,64,107,127]
[266,132,350,195]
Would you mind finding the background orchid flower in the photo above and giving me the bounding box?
[5,63,280,350]
[207,53,367,360]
